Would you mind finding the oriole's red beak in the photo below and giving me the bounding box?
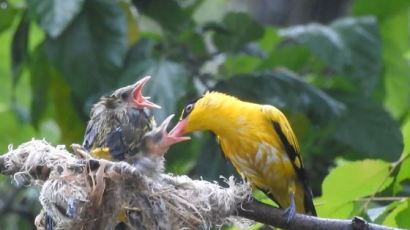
[146,115,190,156]
[169,119,189,141]
[132,76,161,109]
[160,115,190,146]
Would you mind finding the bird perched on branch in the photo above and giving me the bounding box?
[83,76,161,163]
[170,91,317,219]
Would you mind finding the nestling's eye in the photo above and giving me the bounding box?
[121,92,129,100]
[185,103,194,114]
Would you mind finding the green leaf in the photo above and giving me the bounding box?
[353,0,410,19]
[123,59,188,122]
[49,71,84,144]
[11,13,29,87]
[396,199,410,228]
[370,201,402,224]
[132,0,192,33]
[214,69,345,124]
[27,0,85,38]
[0,1,17,34]
[213,12,264,52]
[0,111,36,152]
[29,44,51,128]
[119,1,139,46]
[315,198,355,218]
[280,23,348,71]
[44,0,127,113]
[258,27,281,54]
[143,60,188,121]
[322,160,393,203]
[332,97,403,161]
[380,11,410,119]
[393,115,410,193]
[222,55,261,76]
[383,199,410,228]
[259,45,312,71]
[119,40,189,121]
[280,17,381,96]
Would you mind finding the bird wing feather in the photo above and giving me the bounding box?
[83,119,97,151]
[263,106,317,216]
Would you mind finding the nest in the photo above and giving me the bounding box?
[0,140,252,230]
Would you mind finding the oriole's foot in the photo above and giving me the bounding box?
[283,193,296,224]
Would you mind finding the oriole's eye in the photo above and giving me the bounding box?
[121,92,129,100]
[185,103,194,114]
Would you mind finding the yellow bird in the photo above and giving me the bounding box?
[170,91,316,217]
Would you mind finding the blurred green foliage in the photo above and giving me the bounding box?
[0,0,409,228]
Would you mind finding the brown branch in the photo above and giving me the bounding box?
[0,140,404,230]
[236,199,402,230]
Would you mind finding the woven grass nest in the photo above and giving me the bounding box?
[0,140,253,230]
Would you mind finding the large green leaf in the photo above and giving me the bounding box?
[11,13,29,87]
[315,197,355,218]
[383,199,410,228]
[214,70,345,123]
[29,45,51,128]
[49,72,85,144]
[119,40,189,121]
[380,11,410,119]
[132,0,192,33]
[393,115,410,193]
[213,12,264,52]
[141,60,188,121]
[353,0,410,19]
[222,54,262,76]
[332,96,403,161]
[0,1,17,34]
[280,17,381,96]
[0,111,36,152]
[395,199,410,229]
[26,0,85,38]
[322,160,393,202]
[314,159,394,218]
[44,0,127,115]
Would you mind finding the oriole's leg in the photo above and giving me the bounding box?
[283,181,297,223]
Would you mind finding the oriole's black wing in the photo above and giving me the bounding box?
[272,120,317,216]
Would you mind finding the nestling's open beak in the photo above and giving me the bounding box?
[160,115,191,146]
[144,115,190,156]
[169,119,190,141]
[131,76,161,109]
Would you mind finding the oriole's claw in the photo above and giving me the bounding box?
[283,193,296,224]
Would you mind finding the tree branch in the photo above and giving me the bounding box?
[237,199,400,230]
[0,140,402,230]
